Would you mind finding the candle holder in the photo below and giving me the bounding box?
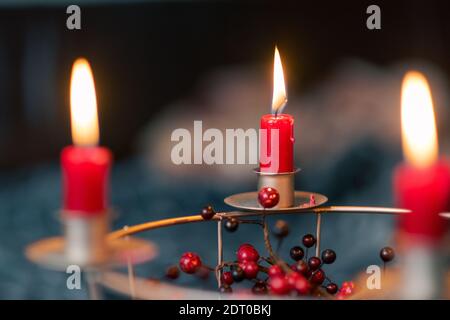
[62,210,110,267]
[26,178,416,300]
[95,204,412,299]
[26,209,156,272]
[255,168,300,208]
[24,148,427,300]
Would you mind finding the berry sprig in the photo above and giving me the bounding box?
[163,187,396,299]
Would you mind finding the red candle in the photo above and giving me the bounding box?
[394,71,450,242]
[260,114,294,173]
[62,58,112,215]
[260,47,295,173]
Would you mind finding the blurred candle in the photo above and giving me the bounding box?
[260,47,294,173]
[62,58,112,214]
[394,71,450,242]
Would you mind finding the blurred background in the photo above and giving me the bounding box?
[0,0,449,298]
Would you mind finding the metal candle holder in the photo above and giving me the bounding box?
[100,204,409,299]
[255,168,300,208]
[62,210,110,267]
[26,167,411,299]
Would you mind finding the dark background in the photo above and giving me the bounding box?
[0,0,448,167]
[0,0,448,299]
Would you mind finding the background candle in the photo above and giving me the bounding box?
[394,71,450,242]
[260,47,294,173]
[62,58,112,215]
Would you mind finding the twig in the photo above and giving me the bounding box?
[275,238,284,254]
[239,219,264,226]
[262,213,291,274]
[260,256,274,265]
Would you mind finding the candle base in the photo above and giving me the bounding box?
[400,244,444,299]
[255,169,299,208]
[63,211,110,267]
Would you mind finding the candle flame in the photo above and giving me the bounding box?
[401,71,438,168]
[70,58,99,147]
[272,46,287,114]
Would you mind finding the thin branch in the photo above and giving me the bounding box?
[262,213,291,274]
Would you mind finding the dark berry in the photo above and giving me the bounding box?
[237,244,259,262]
[165,265,179,279]
[240,261,259,279]
[221,272,234,286]
[252,281,268,295]
[258,187,280,208]
[219,285,232,293]
[179,252,202,274]
[302,234,316,248]
[196,266,210,280]
[310,269,325,285]
[231,266,245,282]
[201,205,215,220]
[308,257,321,271]
[272,220,289,238]
[380,247,395,263]
[321,249,336,264]
[290,246,304,261]
[268,265,284,277]
[268,275,290,295]
[291,260,308,275]
[224,218,239,232]
[326,283,338,294]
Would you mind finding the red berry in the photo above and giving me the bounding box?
[288,273,310,295]
[258,187,280,208]
[326,283,338,294]
[286,271,301,288]
[342,281,355,290]
[237,244,260,262]
[336,281,355,299]
[240,261,259,279]
[268,265,284,278]
[340,281,355,296]
[336,292,347,300]
[221,271,234,286]
[291,260,308,275]
[269,275,290,295]
[310,269,325,285]
[308,257,322,271]
[340,286,353,296]
[302,234,316,248]
[179,252,202,274]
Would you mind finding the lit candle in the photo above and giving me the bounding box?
[260,47,294,173]
[394,71,450,242]
[62,58,112,215]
